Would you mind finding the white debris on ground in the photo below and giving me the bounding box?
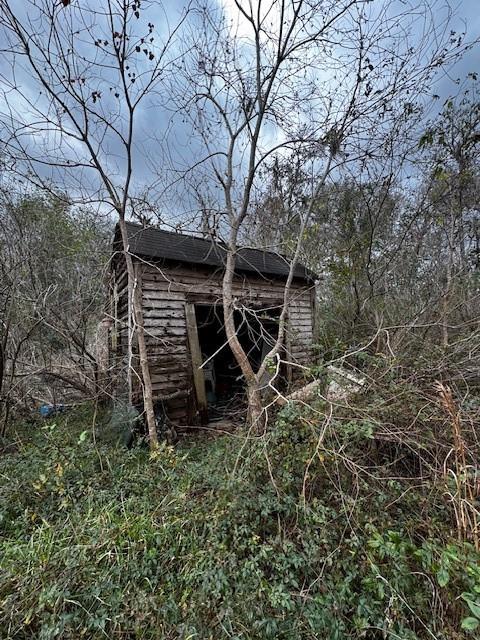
[326,365,365,401]
[277,364,365,406]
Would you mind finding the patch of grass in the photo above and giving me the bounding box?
[0,404,479,639]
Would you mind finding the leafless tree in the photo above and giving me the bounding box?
[0,0,188,448]
[173,0,468,430]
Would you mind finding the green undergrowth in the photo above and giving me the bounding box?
[0,403,479,639]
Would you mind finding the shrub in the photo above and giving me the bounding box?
[0,403,479,638]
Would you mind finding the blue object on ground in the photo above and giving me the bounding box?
[39,404,67,418]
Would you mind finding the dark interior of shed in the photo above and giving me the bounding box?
[194,304,281,419]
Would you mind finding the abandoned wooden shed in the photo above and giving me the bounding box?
[110,222,317,427]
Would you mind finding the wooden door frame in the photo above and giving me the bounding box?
[185,302,208,423]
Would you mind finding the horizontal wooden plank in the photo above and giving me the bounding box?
[150,372,190,383]
[288,320,312,328]
[149,360,190,371]
[289,321,313,330]
[146,343,186,353]
[288,334,313,342]
[145,337,189,348]
[289,312,312,320]
[150,365,192,378]
[288,298,312,307]
[290,340,315,349]
[143,291,186,303]
[288,316,313,328]
[144,318,186,329]
[144,326,186,337]
[148,353,191,365]
[289,306,313,314]
[142,279,208,292]
[151,380,189,392]
[290,351,314,361]
[143,307,186,319]
[287,342,308,351]
[288,347,313,357]
[150,371,189,384]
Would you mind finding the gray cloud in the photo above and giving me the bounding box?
[0,0,478,221]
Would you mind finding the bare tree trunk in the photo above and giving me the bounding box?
[0,339,5,438]
[247,384,265,433]
[94,317,112,406]
[442,210,455,348]
[118,218,158,449]
[222,245,266,433]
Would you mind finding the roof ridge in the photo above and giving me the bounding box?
[125,220,226,248]
[124,220,290,259]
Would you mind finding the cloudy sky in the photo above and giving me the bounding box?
[0,0,478,225]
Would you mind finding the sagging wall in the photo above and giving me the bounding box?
[113,258,315,425]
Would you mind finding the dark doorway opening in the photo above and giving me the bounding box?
[194,304,283,420]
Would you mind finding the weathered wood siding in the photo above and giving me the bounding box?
[112,258,315,425]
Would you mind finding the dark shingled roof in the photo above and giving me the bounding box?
[115,222,316,282]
